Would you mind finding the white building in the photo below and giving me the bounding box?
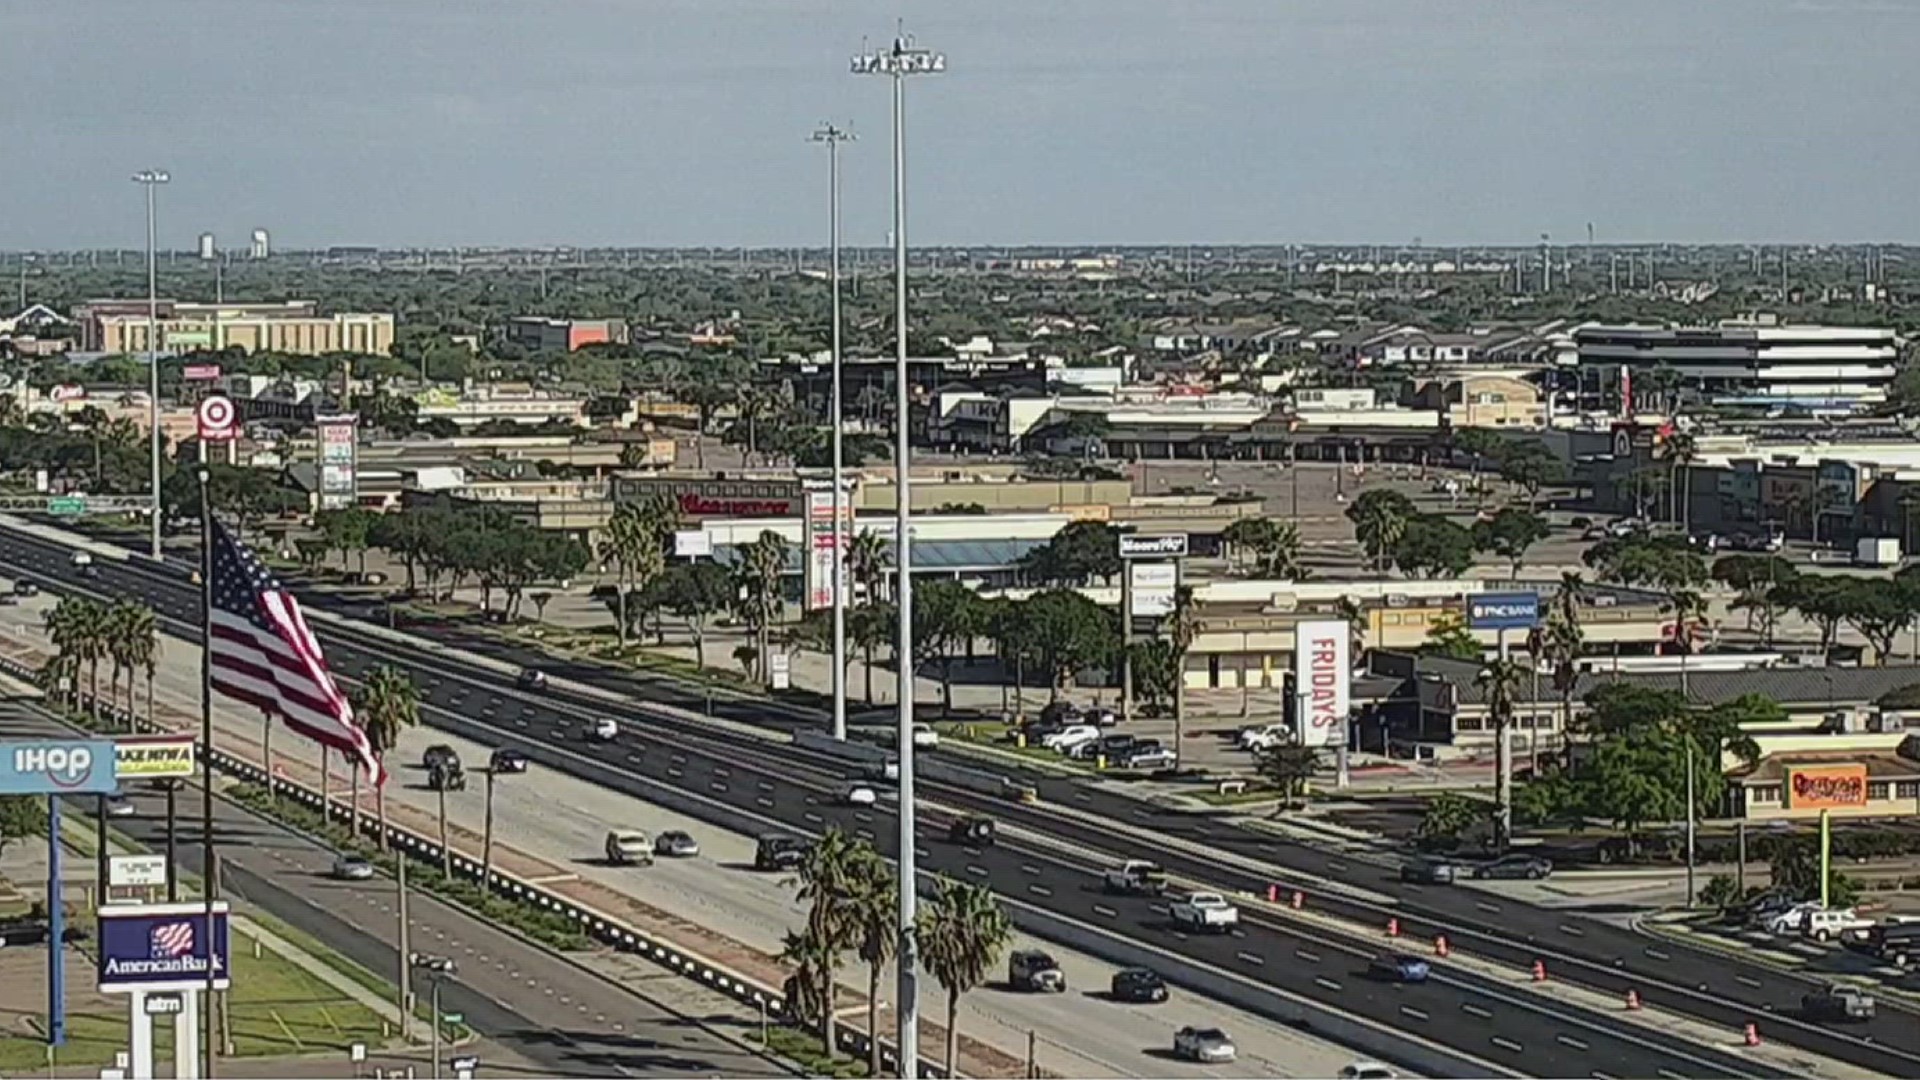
[1575,321,1899,413]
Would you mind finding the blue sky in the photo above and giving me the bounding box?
[5,0,1916,249]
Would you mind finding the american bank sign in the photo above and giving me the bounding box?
[96,901,232,994]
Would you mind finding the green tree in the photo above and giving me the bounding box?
[1255,744,1320,809]
[316,506,375,576]
[1019,520,1122,587]
[1497,443,1567,509]
[1541,573,1586,756]
[1417,791,1489,846]
[1769,836,1860,906]
[785,828,864,1058]
[1420,611,1482,660]
[1472,507,1551,579]
[1836,576,1920,664]
[847,845,897,1078]
[1392,515,1476,578]
[352,664,418,849]
[654,560,734,669]
[1221,517,1306,579]
[1346,489,1417,573]
[731,530,789,683]
[849,601,895,706]
[0,796,49,860]
[104,599,156,727]
[1712,555,1796,644]
[45,595,108,720]
[604,497,676,645]
[1476,657,1526,847]
[1020,589,1119,699]
[918,878,1013,1078]
[845,529,891,605]
[1772,574,1854,653]
[915,580,984,716]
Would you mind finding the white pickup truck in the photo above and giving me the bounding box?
[1101,860,1168,896]
[1171,892,1240,933]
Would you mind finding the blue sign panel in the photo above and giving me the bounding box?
[0,740,118,795]
[1467,591,1542,631]
[96,903,231,993]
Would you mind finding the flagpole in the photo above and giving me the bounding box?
[198,465,217,1079]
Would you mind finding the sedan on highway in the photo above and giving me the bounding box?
[1368,954,1432,984]
[490,748,529,774]
[1471,854,1553,880]
[331,854,375,881]
[516,669,548,691]
[586,718,619,742]
[840,782,878,807]
[653,830,700,858]
[1110,967,1168,1003]
[1398,857,1459,885]
[911,724,940,749]
[11,580,37,597]
[1172,1027,1236,1064]
[1338,1062,1399,1079]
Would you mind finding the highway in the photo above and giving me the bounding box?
[0,690,790,1079]
[0,590,1375,1080]
[0,521,1808,1079]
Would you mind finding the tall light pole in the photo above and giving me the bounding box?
[812,122,855,744]
[133,169,170,559]
[852,29,943,1071]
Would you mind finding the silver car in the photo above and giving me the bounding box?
[1173,1027,1236,1064]
[331,854,375,881]
[654,830,700,858]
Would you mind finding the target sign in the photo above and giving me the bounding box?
[196,395,237,442]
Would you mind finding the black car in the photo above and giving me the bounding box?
[12,580,37,597]
[490,748,529,774]
[1110,967,1168,1003]
[422,744,459,770]
[755,833,807,871]
[1471,854,1553,881]
[1398,858,1458,885]
[947,816,995,846]
[1038,700,1081,725]
[516,669,548,690]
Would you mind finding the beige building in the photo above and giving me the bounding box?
[85,300,395,357]
[1409,374,1547,429]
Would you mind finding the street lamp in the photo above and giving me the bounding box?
[409,953,456,1079]
[132,170,170,560]
[850,28,943,1068]
[811,122,855,744]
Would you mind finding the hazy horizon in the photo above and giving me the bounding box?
[7,0,1919,251]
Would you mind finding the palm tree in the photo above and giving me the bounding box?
[604,500,667,647]
[105,599,154,729]
[785,828,864,1058]
[1167,586,1199,768]
[1663,431,1697,530]
[353,664,418,848]
[44,597,91,709]
[48,597,109,721]
[1540,574,1585,765]
[732,530,789,683]
[918,878,1013,1077]
[847,849,897,1078]
[845,529,891,605]
[1476,658,1526,850]
[1255,744,1319,810]
[1670,588,1708,700]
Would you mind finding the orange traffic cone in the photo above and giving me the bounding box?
[1266,884,1279,903]
[1625,989,1642,1011]
[1743,1023,1761,1047]
[1530,960,1547,982]
[1386,917,1401,938]
[1434,935,1450,958]
[1290,890,1304,910]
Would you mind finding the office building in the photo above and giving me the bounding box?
[78,300,395,356]
[504,316,629,353]
[1576,321,1899,413]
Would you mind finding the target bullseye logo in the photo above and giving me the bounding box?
[196,395,237,442]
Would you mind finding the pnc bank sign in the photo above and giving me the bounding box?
[0,740,118,796]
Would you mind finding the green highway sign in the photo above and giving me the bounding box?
[440,1012,464,1025]
[47,496,87,516]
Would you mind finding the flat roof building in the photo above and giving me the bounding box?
[79,299,395,357]
[1575,321,1899,413]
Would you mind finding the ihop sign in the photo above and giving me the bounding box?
[0,740,117,795]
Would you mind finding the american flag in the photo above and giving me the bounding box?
[207,520,384,785]
[150,921,194,959]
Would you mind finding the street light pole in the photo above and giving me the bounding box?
[812,122,855,743]
[852,31,944,1072]
[408,954,455,1079]
[133,170,170,560]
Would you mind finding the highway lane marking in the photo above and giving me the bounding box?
[1399,1006,1427,1021]
[514,719,527,727]
[1644,947,1670,961]
[1589,1073,1615,1079]
[1735,975,1762,988]
[668,767,683,778]
[1313,976,1341,991]
[1148,903,1169,914]
[756,798,774,809]
[1461,1003,1492,1019]
[1490,1036,1523,1053]
[965,865,988,877]
[857,829,873,841]
[1558,924,1585,936]
[758,781,773,792]
[714,767,731,778]
[1656,1070,1686,1079]
[626,754,642,764]
[671,754,686,765]
[1294,949,1320,963]
[1229,928,1246,938]
[1021,864,1040,874]
[854,812,872,823]
[1236,951,1263,966]
[1557,1035,1589,1051]
[803,812,822,824]
[1073,793,1089,802]
[1475,900,1500,912]
[709,782,728,793]
[1326,860,1348,873]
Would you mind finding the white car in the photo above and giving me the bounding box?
[911,724,940,749]
[69,551,92,568]
[1237,724,1290,752]
[1041,724,1100,753]
[1339,1063,1399,1080]
[1173,1027,1236,1064]
[587,718,619,742]
[1804,908,1874,943]
[1170,892,1240,933]
[841,782,878,807]
[1765,902,1824,936]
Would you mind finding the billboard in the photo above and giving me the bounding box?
[107,855,169,889]
[96,902,231,993]
[803,483,854,611]
[1293,621,1350,748]
[115,736,197,779]
[1127,561,1177,618]
[0,739,118,795]
[1467,592,1541,632]
[1119,534,1188,559]
[315,414,359,511]
[1786,764,1869,811]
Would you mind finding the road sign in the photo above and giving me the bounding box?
[0,740,117,795]
[108,855,169,889]
[1118,534,1188,559]
[96,901,231,993]
[182,364,222,382]
[47,495,88,516]
[442,1013,465,1026]
[195,395,237,443]
[451,1055,478,1070]
[1467,591,1541,631]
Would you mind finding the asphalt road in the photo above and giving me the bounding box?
[0,524,1795,1079]
[0,591,1369,1080]
[0,689,788,1080]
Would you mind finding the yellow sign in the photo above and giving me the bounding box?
[1786,764,1868,810]
[115,737,197,779]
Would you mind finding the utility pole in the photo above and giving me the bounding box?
[851,29,944,1069]
[134,170,170,560]
[813,122,855,743]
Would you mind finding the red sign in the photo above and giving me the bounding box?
[182,364,222,382]
[676,494,798,518]
[196,396,237,443]
[50,384,86,402]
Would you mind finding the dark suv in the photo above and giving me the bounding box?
[1110,967,1168,1003]
[1471,854,1553,880]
